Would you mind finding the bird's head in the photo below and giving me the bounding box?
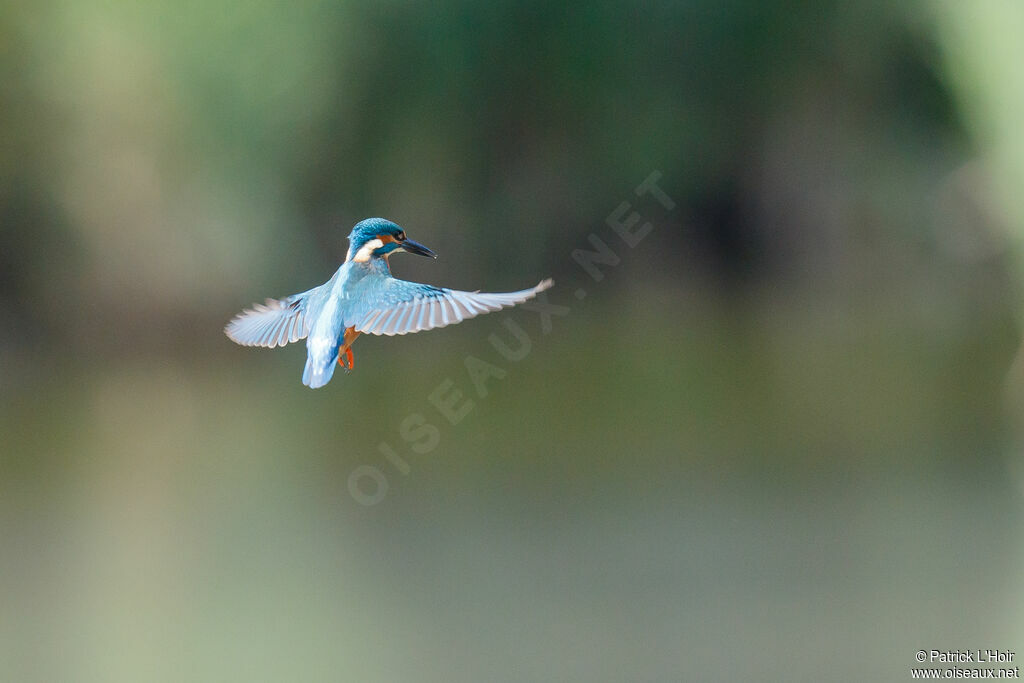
[345,218,437,263]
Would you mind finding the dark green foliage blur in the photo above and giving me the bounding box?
[2,2,1023,681]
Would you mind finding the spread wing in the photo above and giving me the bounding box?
[224,285,322,348]
[352,278,553,336]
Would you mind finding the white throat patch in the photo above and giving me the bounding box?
[351,238,384,262]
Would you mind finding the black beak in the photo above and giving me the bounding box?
[402,238,437,258]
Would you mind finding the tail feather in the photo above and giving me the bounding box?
[302,355,338,389]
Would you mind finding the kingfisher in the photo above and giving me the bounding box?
[225,218,553,388]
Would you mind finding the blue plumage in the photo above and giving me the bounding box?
[226,218,552,389]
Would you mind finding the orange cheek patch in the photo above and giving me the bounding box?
[377,234,397,244]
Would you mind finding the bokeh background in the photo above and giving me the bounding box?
[3,1,1024,680]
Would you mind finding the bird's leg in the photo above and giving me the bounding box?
[336,326,360,371]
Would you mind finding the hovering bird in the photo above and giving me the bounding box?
[225,218,553,388]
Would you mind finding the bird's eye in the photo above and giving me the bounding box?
[397,232,406,241]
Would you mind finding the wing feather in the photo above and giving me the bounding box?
[224,286,321,348]
[353,278,553,336]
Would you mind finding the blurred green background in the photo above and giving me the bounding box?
[3,1,1024,680]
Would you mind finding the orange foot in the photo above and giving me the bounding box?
[337,347,355,370]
